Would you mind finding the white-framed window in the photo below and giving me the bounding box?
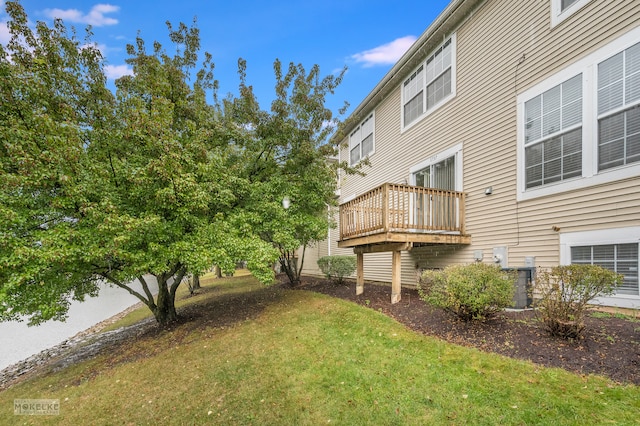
[401,34,456,130]
[561,0,579,8]
[517,27,640,201]
[403,66,424,127]
[409,143,463,191]
[426,39,453,111]
[349,112,375,165]
[524,74,583,189]
[551,0,591,27]
[597,43,640,171]
[572,244,639,296]
[560,227,640,304]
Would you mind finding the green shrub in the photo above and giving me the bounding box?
[418,263,516,321]
[317,256,357,285]
[534,264,621,340]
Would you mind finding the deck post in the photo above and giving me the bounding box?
[382,183,389,233]
[391,250,401,304]
[356,252,364,295]
[459,193,466,235]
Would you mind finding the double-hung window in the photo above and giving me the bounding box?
[517,28,640,201]
[524,74,583,189]
[349,113,374,165]
[402,35,456,129]
[597,42,640,171]
[426,39,453,111]
[403,67,424,127]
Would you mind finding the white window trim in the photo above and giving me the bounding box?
[517,26,640,201]
[559,227,640,308]
[401,33,457,133]
[408,143,464,191]
[348,112,375,166]
[551,0,592,28]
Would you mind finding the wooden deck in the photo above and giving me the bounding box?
[338,183,471,304]
[338,183,470,248]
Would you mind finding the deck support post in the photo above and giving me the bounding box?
[391,250,401,304]
[356,252,364,296]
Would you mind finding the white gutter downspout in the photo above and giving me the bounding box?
[328,206,331,257]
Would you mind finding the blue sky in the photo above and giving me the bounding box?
[1,0,450,115]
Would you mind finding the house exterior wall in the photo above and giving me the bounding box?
[301,222,353,277]
[301,0,640,308]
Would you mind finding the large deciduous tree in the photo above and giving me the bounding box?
[0,2,277,326]
[0,1,353,327]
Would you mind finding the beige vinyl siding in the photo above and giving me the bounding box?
[300,241,328,277]
[300,221,355,278]
[334,0,640,288]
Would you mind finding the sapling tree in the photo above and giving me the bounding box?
[534,264,622,339]
[224,59,358,286]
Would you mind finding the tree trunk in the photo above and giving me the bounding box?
[192,274,201,289]
[103,270,185,327]
[297,245,306,282]
[280,249,300,286]
[153,277,178,325]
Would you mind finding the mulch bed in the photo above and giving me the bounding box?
[296,276,640,386]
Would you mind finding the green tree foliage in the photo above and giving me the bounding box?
[0,2,115,324]
[223,59,356,286]
[0,1,353,325]
[418,263,516,321]
[0,2,278,326]
[317,256,357,285]
[534,264,621,339]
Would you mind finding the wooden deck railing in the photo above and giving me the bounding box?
[339,183,466,241]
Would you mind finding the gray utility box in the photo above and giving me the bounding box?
[503,267,534,309]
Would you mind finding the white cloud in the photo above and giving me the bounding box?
[43,4,119,27]
[0,20,9,44]
[0,0,8,44]
[104,64,133,80]
[351,36,417,67]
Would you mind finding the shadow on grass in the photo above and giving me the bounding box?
[1,280,289,390]
[91,284,288,363]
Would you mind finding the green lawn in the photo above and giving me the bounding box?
[1,274,638,425]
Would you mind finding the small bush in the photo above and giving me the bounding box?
[534,264,621,340]
[317,256,357,285]
[418,263,516,321]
